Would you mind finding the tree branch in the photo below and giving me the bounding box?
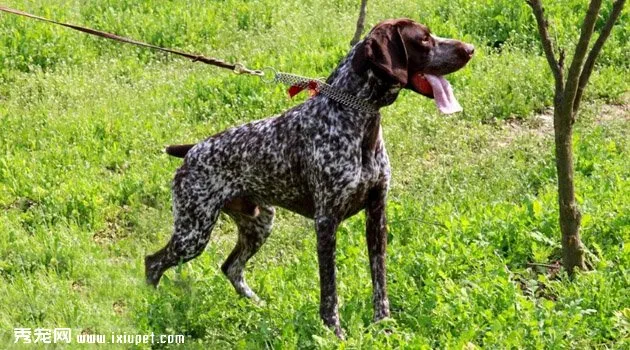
[573,0,627,114]
[527,0,564,93]
[527,262,561,269]
[561,0,603,118]
[350,0,368,46]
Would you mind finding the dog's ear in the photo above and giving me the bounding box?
[356,21,410,86]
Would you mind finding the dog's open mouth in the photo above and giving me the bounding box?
[411,73,463,114]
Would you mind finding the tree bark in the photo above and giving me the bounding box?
[573,0,627,114]
[553,102,586,272]
[560,0,602,123]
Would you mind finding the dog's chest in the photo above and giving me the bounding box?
[340,132,390,218]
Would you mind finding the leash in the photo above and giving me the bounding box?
[0,5,262,76]
[0,6,378,113]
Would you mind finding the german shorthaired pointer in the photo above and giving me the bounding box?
[145,18,473,338]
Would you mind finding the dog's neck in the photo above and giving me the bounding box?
[325,41,403,110]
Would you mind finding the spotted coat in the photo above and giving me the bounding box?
[145,18,474,338]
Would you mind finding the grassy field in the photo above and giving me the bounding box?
[1,0,629,348]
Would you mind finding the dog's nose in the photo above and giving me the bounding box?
[465,44,475,57]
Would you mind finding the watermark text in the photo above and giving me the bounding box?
[14,328,185,345]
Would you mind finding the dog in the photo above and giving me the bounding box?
[145,18,473,338]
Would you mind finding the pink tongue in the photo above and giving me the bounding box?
[424,74,462,114]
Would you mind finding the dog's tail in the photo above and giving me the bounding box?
[164,144,196,158]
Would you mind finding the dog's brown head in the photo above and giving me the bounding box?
[353,19,474,114]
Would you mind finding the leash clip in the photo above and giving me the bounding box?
[233,63,264,77]
[260,67,278,83]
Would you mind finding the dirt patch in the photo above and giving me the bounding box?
[492,111,553,148]
[493,99,629,148]
[113,300,126,315]
[595,102,630,123]
[71,280,87,293]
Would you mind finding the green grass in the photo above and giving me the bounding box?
[1,0,629,348]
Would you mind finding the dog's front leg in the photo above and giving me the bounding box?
[315,215,344,339]
[366,186,391,321]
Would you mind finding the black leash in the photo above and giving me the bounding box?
[0,5,263,76]
[0,6,378,113]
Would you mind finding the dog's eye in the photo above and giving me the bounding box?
[420,34,433,44]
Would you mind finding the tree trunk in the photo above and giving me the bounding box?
[553,100,586,274]
[527,0,626,276]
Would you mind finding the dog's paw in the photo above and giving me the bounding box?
[369,316,397,336]
[251,295,266,307]
[333,326,345,341]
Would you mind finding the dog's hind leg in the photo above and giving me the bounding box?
[221,204,275,301]
[145,171,226,287]
[145,201,222,287]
